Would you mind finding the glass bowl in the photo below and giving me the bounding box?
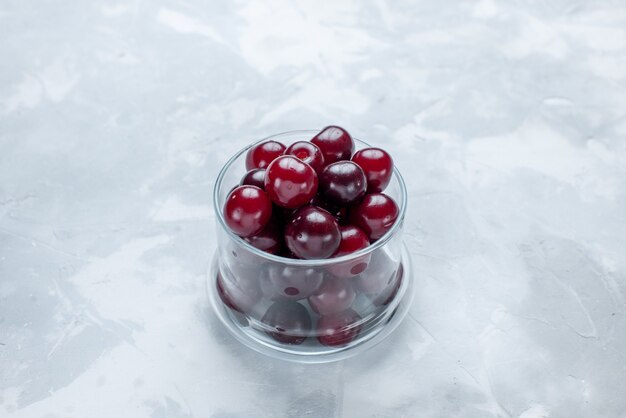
[208,130,414,363]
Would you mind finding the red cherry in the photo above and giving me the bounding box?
[245,140,286,170]
[311,126,355,165]
[352,148,393,193]
[316,309,362,347]
[329,225,371,278]
[308,277,356,315]
[285,141,325,174]
[244,214,282,254]
[349,193,399,240]
[223,186,272,237]
[261,265,323,300]
[319,161,367,206]
[264,156,318,209]
[224,246,265,276]
[284,206,341,259]
[261,301,312,345]
[240,168,266,190]
[216,272,261,314]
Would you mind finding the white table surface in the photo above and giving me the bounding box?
[1,1,626,417]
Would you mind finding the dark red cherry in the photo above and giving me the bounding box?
[355,249,398,296]
[245,140,286,170]
[352,148,393,193]
[319,161,367,206]
[261,301,312,345]
[316,309,362,347]
[244,214,282,254]
[310,126,355,164]
[240,168,266,190]
[284,206,341,259]
[261,265,323,300]
[223,186,272,237]
[216,272,261,314]
[349,193,399,240]
[217,273,239,312]
[265,156,318,209]
[285,141,325,174]
[329,225,371,278]
[308,277,356,315]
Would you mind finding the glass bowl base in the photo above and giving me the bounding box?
[207,245,415,363]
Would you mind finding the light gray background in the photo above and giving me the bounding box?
[1,1,626,417]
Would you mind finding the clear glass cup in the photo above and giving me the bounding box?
[208,130,414,363]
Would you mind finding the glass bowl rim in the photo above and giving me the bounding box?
[212,129,408,267]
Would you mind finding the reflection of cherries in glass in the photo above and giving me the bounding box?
[374,263,403,306]
[216,272,260,314]
[261,301,312,345]
[224,241,266,275]
[261,265,323,300]
[308,278,356,316]
[217,274,238,311]
[355,251,403,306]
[317,309,362,347]
[245,140,286,170]
[354,250,397,295]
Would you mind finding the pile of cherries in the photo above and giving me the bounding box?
[219,126,401,347]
